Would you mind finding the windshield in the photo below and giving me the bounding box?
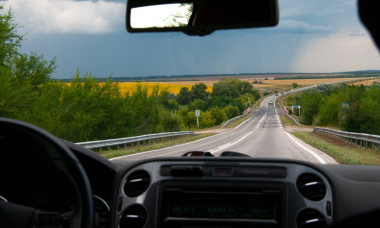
[1,0,380,165]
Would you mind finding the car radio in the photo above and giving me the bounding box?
[158,181,285,228]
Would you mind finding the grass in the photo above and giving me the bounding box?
[98,133,215,159]
[225,115,249,128]
[280,116,299,127]
[292,131,380,165]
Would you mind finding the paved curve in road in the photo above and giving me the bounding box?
[112,95,336,164]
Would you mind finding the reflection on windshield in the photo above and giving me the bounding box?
[131,3,193,28]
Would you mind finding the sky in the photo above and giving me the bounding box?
[3,0,380,79]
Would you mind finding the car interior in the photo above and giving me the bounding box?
[1,0,380,228]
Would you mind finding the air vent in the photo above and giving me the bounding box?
[124,170,151,197]
[119,205,147,228]
[296,209,327,228]
[297,173,327,201]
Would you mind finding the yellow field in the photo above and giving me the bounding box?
[156,81,216,87]
[117,82,212,95]
[117,78,359,95]
[257,78,356,87]
[350,78,380,86]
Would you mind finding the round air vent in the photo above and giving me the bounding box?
[297,173,327,201]
[119,205,147,228]
[124,170,151,197]
[296,209,327,228]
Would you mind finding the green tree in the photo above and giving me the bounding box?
[0,6,22,68]
[157,109,182,132]
[199,111,215,128]
[176,87,191,105]
[188,99,205,111]
[299,92,323,125]
[212,78,241,98]
[222,105,240,119]
[213,78,260,100]
[190,83,209,101]
[209,106,228,125]
[12,52,56,88]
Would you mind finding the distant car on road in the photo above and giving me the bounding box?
[268,101,273,104]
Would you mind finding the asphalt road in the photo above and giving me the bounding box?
[111,95,336,164]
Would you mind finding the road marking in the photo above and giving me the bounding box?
[284,132,326,164]
[109,130,231,161]
[234,116,251,129]
[209,131,253,154]
[273,97,283,129]
[218,143,232,149]
[256,114,266,129]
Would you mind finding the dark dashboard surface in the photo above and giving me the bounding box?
[2,137,380,228]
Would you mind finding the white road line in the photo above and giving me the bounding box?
[284,132,326,164]
[273,97,283,128]
[218,143,232,149]
[256,114,266,129]
[209,131,253,154]
[109,130,230,161]
[234,116,250,129]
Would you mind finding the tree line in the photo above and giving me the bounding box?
[0,6,260,142]
[285,83,380,135]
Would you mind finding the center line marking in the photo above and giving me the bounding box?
[209,132,253,154]
[256,114,266,129]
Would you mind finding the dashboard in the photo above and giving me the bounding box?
[2,118,380,228]
[109,157,380,228]
[114,159,333,228]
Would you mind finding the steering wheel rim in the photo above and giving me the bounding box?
[0,118,93,228]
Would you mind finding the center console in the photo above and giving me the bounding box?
[160,182,284,227]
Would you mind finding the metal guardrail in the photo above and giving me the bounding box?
[222,115,244,127]
[276,99,301,126]
[76,131,195,150]
[313,127,380,150]
[222,96,264,127]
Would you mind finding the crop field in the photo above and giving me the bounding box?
[350,78,380,86]
[115,78,362,95]
[256,78,357,87]
[117,82,212,95]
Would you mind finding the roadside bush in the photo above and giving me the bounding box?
[188,99,206,111]
[222,105,240,119]
[209,107,228,125]
[156,109,182,132]
[199,111,216,128]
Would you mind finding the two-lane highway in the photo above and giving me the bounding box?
[111,96,336,164]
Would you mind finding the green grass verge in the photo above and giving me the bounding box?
[280,116,299,127]
[98,133,216,159]
[292,131,380,165]
[225,115,249,128]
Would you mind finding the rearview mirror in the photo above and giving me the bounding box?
[126,0,279,36]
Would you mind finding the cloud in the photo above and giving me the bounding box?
[280,0,356,18]
[291,33,380,72]
[4,0,125,34]
[276,20,334,34]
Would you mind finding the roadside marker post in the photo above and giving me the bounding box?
[195,110,200,128]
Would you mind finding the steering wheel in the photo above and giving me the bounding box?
[0,118,93,228]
